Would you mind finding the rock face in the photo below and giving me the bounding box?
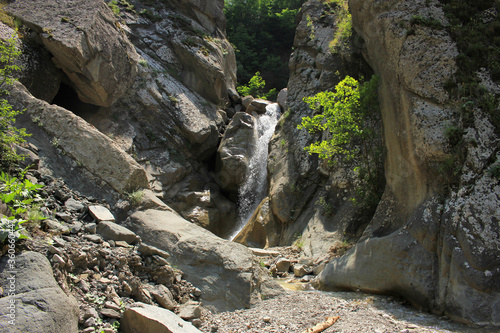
[125,209,266,311]
[313,0,500,326]
[0,252,79,333]
[216,112,257,195]
[8,82,149,193]
[266,0,376,253]
[6,0,139,107]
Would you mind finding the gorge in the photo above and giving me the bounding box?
[0,0,499,332]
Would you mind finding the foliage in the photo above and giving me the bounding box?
[325,0,352,54]
[0,171,45,242]
[0,217,27,242]
[126,189,144,206]
[298,75,383,205]
[237,72,277,100]
[315,196,334,216]
[439,0,500,132]
[0,34,30,172]
[224,0,306,91]
[0,171,44,217]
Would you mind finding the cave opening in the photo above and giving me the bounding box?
[52,82,100,119]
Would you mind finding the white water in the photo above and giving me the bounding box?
[228,103,281,240]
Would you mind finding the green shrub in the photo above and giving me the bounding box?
[0,34,30,172]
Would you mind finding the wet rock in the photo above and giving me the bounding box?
[246,99,271,114]
[277,88,287,111]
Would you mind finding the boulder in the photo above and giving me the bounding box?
[233,197,281,248]
[241,95,254,110]
[246,99,271,114]
[8,83,149,193]
[125,209,264,311]
[96,221,139,245]
[121,302,201,333]
[6,0,139,107]
[277,88,288,111]
[0,252,79,333]
[215,112,257,195]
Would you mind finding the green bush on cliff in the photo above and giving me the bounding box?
[0,33,30,172]
[237,72,277,100]
[298,75,384,204]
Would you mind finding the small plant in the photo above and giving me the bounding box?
[50,137,60,148]
[293,233,305,249]
[0,171,44,217]
[85,293,106,307]
[306,15,315,41]
[489,163,500,180]
[126,190,144,206]
[107,0,121,16]
[200,46,210,56]
[0,217,28,243]
[316,196,335,216]
[328,0,352,54]
[409,15,443,30]
[138,59,148,67]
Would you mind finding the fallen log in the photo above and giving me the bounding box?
[301,316,340,333]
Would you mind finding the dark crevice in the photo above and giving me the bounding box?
[52,82,100,119]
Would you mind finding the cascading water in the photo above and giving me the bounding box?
[228,103,281,240]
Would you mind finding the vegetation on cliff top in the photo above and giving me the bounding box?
[224,0,306,94]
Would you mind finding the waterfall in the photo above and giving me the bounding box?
[228,103,281,240]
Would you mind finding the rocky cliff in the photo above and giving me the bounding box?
[287,0,500,326]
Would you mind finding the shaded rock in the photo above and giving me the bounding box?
[6,0,139,107]
[100,308,121,319]
[97,221,139,245]
[126,209,263,311]
[121,302,201,333]
[241,95,254,110]
[277,88,288,111]
[215,112,257,195]
[138,243,170,259]
[42,219,70,235]
[246,98,271,114]
[0,252,79,333]
[151,285,176,311]
[65,198,84,212]
[138,190,172,211]
[233,197,281,248]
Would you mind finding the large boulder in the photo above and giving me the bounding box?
[216,112,257,195]
[125,209,265,311]
[0,252,79,333]
[233,197,281,248]
[8,82,149,193]
[6,0,139,107]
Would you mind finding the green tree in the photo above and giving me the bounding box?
[224,0,306,91]
[237,72,277,100]
[298,75,383,199]
[0,34,29,172]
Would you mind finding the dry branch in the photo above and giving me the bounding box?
[301,316,340,333]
